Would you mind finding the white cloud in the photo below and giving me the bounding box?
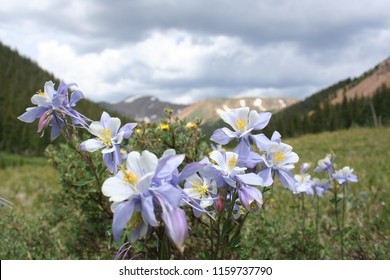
[2,0,390,105]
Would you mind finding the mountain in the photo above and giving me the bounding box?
[101,95,186,122]
[177,97,299,124]
[329,57,390,105]
[0,42,126,155]
[265,56,390,137]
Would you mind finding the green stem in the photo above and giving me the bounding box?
[316,197,320,259]
[341,183,347,260]
[334,184,340,231]
[209,216,214,259]
[301,193,306,253]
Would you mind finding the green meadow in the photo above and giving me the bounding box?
[1,127,389,259]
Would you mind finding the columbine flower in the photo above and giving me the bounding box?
[18,80,86,140]
[80,112,137,173]
[211,107,271,158]
[294,174,312,194]
[314,153,335,173]
[102,150,189,252]
[184,173,217,216]
[237,184,263,213]
[300,162,311,174]
[256,131,299,190]
[206,150,265,188]
[333,166,358,185]
[311,178,331,197]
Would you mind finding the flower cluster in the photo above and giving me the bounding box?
[18,81,358,258]
[292,153,358,197]
[18,81,88,140]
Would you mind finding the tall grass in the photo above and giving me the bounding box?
[1,127,389,259]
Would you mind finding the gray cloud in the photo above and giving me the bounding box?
[1,0,390,104]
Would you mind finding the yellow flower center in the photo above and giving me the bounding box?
[37,89,47,97]
[192,181,209,199]
[235,119,247,133]
[273,151,285,163]
[127,212,143,231]
[98,128,112,147]
[228,156,238,170]
[123,171,139,186]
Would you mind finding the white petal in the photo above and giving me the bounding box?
[162,149,176,157]
[114,131,124,144]
[102,176,134,203]
[285,152,299,164]
[89,122,104,137]
[186,173,202,185]
[140,150,158,174]
[44,81,56,98]
[126,151,143,176]
[200,197,213,208]
[248,110,260,129]
[109,117,121,135]
[102,145,116,154]
[137,172,154,194]
[235,107,249,122]
[80,139,104,152]
[210,150,226,170]
[221,127,239,138]
[219,110,236,129]
[31,94,50,106]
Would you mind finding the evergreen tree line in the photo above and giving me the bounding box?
[264,85,390,137]
[0,42,127,155]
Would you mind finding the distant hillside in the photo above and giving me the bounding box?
[101,95,186,122]
[177,97,298,124]
[265,57,390,137]
[0,42,126,155]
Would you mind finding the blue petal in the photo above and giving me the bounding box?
[50,118,63,141]
[271,131,282,143]
[154,154,185,180]
[250,133,271,151]
[112,199,136,242]
[199,165,220,180]
[237,173,263,186]
[258,167,273,186]
[141,195,158,226]
[69,90,84,107]
[153,183,183,209]
[277,169,297,191]
[253,112,272,130]
[234,138,251,164]
[162,208,188,253]
[100,111,111,128]
[119,123,137,139]
[18,106,49,123]
[245,151,263,169]
[210,128,233,145]
[178,162,206,183]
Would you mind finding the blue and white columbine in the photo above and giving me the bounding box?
[211,107,271,159]
[18,80,87,140]
[102,150,189,252]
[80,112,136,173]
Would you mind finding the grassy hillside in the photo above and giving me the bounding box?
[1,126,389,259]
[242,127,390,259]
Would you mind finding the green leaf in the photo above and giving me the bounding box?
[73,178,96,186]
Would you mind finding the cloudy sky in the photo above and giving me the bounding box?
[1,0,390,104]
